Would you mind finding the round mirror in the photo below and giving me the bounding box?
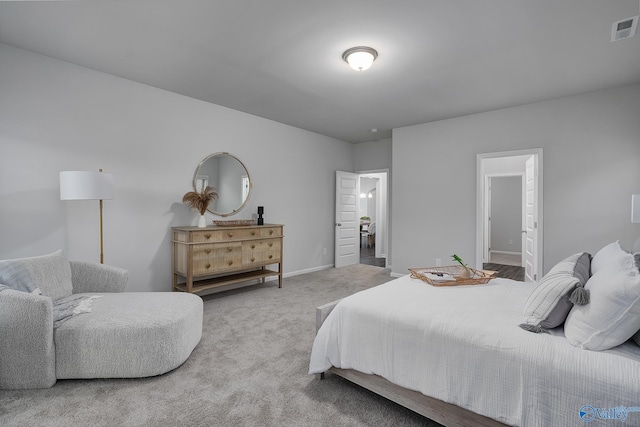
[193,152,252,217]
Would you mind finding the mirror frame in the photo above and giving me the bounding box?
[193,152,252,217]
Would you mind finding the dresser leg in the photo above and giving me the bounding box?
[186,273,193,293]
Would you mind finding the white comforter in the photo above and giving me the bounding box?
[309,275,640,427]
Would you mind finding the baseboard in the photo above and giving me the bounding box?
[274,264,334,280]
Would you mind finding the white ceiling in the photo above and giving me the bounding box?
[1,0,639,143]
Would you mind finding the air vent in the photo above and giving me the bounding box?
[611,16,638,41]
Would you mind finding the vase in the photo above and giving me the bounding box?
[459,266,471,279]
[197,215,207,228]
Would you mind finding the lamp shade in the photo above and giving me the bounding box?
[60,171,114,200]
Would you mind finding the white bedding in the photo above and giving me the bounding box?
[309,275,640,426]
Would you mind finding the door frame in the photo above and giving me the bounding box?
[476,148,543,281]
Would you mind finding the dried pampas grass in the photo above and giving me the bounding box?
[182,186,218,215]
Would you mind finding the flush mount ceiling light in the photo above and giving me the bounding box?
[342,46,378,71]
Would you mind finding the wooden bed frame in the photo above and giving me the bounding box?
[315,300,508,427]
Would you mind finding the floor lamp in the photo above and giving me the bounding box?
[60,169,114,264]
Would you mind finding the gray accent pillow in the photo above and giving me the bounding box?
[0,260,40,294]
[0,250,72,301]
[520,252,591,332]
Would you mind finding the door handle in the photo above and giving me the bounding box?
[522,230,527,234]
[336,223,342,226]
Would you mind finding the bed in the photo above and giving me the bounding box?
[308,274,640,427]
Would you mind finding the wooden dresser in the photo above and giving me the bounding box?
[172,224,283,294]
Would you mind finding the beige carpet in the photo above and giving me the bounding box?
[0,264,441,427]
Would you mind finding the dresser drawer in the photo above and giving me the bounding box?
[260,226,282,238]
[242,239,282,265]
[192,242,242,275]
[190,228,261,242]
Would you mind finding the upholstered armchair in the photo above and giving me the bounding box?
[0,251,202,389]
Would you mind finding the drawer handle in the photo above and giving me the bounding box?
[204,249,211,254]
[204,233,211,239]
[228,232,234,238]
[268,255,273,259]
[205,263,211,269]
[251,257,255,262]
[227,247,233,252]
[269,230,274,235]
[251,244,256,249]
[227,261,233,266]
[268,243,273,247]
[251,231,256,236]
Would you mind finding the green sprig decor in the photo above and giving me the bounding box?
[451,254,467,267]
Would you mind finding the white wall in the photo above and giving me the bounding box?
[354,138,392,172]
[484,155,528,175]
[0,44,354,291]
[490,176,522,253]
[392,84,640,276]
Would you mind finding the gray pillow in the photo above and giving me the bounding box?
[0,259,40,294]
[0,250,72,301]
[519,252,591,333]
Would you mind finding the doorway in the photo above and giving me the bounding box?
[476,149,543,282]
[358,173,386,267]
[334,170,389,269]
[488,175,523,265]
[485,175,525,280]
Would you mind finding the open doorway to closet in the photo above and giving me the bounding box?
[486,175,524,279]
[476,149,543,282]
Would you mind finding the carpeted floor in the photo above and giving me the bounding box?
[0,264,441,427]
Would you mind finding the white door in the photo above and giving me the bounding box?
[524,155,538,282]
[335,171,360,268]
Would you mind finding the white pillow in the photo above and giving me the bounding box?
[564,268,640,351]
[590,241,634,274]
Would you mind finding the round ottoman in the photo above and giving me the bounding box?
[54,292,203,379]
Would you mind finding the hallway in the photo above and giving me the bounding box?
[360,245,385,267]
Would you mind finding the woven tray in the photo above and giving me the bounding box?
[213,219,255,227]
[409,266,495,286]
